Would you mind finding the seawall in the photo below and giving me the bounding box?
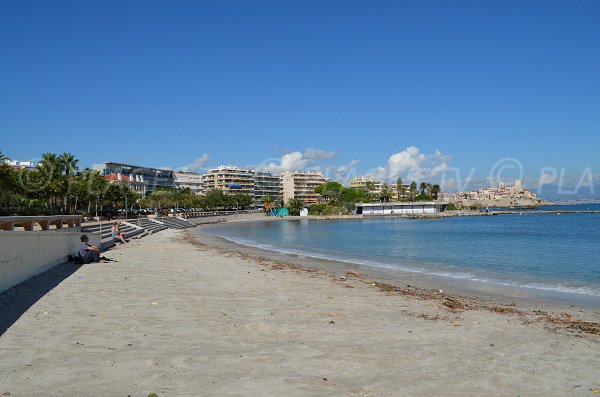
[0,229,100,293]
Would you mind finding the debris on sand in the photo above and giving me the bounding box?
[443,298,466,311]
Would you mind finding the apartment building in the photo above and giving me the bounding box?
[201,166,255,196]
[281,171,328,206]
[103,173,146,195]
[174,171,203,195]
[254,172,281,206]
[349,176,381,193]
[93,162,174,195]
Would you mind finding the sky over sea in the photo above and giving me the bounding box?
[1,1,599,195]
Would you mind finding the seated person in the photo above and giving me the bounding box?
[111,221,129,244]
[79,235,101,263]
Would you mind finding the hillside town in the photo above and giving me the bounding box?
[441,180,545,208]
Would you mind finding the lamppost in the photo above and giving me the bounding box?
[129,200,139,226]
[96,195,102,237]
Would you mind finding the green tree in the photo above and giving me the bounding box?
[37,153,65,213]
[308,203,326,215]
[395,177,403,200]
[173,187,196,209]
[431,184,441,200]
[57,152,79,212]
[58,152,79,177]
[286,197,305,216]
[342,187,368,204]
[379,183,393,202]
[263,194,274,213]
[233,193,253,209]
[419,182,427,195]
[0,164,16,212]
[77,168,108,214]
[409,182,418,201]
[314,181,345,205]
[148,189,175,209]
[203,189,228,209]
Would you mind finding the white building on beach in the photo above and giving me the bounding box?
[356,201,448,215]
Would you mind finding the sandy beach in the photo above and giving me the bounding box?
[1,226,599,396]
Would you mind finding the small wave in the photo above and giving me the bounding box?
[209,233,600,298]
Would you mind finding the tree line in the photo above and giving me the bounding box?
[139,188,254,211]
[0,150,139,216]
[0,149,255,216]
[293,178,442,216]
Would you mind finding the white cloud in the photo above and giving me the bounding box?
[336,159,360,174]
[257,151,311,174]
[256,148,336,174]
[303,148,337,160]
[332,159,360,185]
[369,146,451,183]
[179,154,210,172]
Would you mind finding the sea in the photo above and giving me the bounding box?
[201,204,600,305]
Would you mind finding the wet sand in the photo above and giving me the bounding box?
[1,228,599,396]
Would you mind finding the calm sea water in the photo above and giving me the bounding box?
[202,204,600,301]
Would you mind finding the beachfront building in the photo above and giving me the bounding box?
[103,173,146,195]
[349,176,382,193]
[201,166,255,196]
[356,201,448,215]
[254,171,281,206]
[174,171,203,195]
[93,162,175,195]
[3,160,38,170]
[281,171,328,206]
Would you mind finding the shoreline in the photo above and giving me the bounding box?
[194,220,600,311]
[188,227,600,336]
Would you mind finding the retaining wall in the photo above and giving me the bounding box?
[0,230,101,293]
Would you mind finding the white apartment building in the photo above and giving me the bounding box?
[174,171,204,195]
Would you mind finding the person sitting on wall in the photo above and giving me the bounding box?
[78,235,101,264]
[111,221,129,244]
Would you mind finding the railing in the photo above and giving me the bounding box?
[0,215,82,231]
[179,209,263,218]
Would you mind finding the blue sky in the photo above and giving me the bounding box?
[1,1,599,192]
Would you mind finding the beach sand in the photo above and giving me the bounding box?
[1,227,599,396]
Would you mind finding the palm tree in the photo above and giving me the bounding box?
[58,152,79,177]
[409,182,417,201]
[286,197,305,216]
[419,182,427,195]
[263,194,274,214]
[380,183,393,203]
[55,152,79,212]
[395,177,403,200]
[365,181,376,192]
[39,152,59,173]
[431,184,441,200]
[0,159,15,211]
[37,153,60,212]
